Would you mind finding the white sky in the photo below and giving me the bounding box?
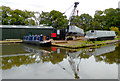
[1,0,120,18]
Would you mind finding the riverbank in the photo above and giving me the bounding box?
[0,38,119,49]
[52,39,119,49]
[0,39,23,44]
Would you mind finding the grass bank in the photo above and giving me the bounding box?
[52,38,119,49]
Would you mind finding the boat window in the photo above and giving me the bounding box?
[23,36,26,40]
[34,37,36,40]
[73,32,77,34]
[26,36,28,40]
[91,30,94,33]
[38,37,40,40]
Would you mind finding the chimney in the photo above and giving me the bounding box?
[77,10,79,16]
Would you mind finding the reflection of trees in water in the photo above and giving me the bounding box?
[94,43,120,64]
[49,53,67,64]
[1,43,119,71]
[1,48,68,70]
[1,46,93,70]
[2,44,29,55]
[78,48,94,59]
[2,55,38,70]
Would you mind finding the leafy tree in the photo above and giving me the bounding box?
[40,10,68,29]
[79,14,92,31]
[71,14,93,32]
[103,8,120,30]
[103,8,116,29]
[1,6,120,31]
[91,21,101,30]
[94,10,105,29]
[113,8,120,30]
[110,27,119,35]
[1,6,35,25]
[40,11,51,25]
[93,8,120,31]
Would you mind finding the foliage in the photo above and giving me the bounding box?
[110,27,119,35]
[1,6,36,25]
[94,43,120,64]
[1,6,120,30]
[91,21,101,30]
[93,8,120,30]
[71,14,92,32]
[40,10,68,29]
[71,8,120,31]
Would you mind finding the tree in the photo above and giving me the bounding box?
[113,8,120,30]
[94,10,105,30]
[71,14,93,32]
[1,6,120,30]
[110,27,119,35]
[104,8,116,30]
[1,6,36,25]
[79,14,92,31]
[40,11,51,25]
[91,21,101,30]
[102,8,120,30]
[1,6,11,25]
[40,10,68,29]
[93,8,120,30]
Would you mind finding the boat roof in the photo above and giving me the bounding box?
[0,25,53,29]
[88,30,115,32]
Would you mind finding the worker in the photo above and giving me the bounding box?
[40,33,43,36]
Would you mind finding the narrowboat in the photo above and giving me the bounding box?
[68,26,84,36]
[23,35,51,46]
[85,30,116,41]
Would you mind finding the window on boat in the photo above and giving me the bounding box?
[91,30,94,33]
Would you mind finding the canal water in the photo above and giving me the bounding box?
[1,42,120,79]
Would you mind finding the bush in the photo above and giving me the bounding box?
[110,27,119,35]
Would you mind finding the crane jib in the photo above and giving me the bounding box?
[67,2,79,32]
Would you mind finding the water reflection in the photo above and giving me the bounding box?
[1,43,120,79]
[94,43,120,64]
[68,53,81,79]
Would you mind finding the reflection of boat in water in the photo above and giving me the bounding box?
[24,46,81,79]
[84,44,116,57]
[58,44,116,79]
[1,45,51,58]
[23,35,51,46]
[66,44,116,79]
[23,46,51,56]
[92,44,116,56]
[1,46,52,70]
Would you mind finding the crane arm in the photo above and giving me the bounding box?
[68,2,79,26]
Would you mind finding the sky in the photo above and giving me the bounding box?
[1,0,120,18]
